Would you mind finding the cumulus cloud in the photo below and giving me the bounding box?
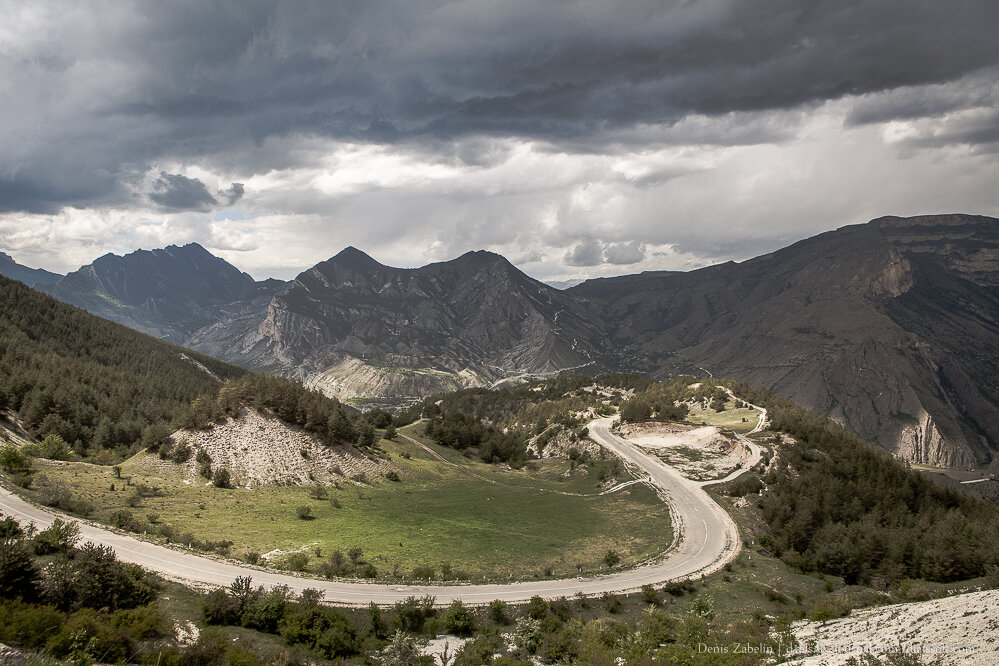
[604,241,645,265]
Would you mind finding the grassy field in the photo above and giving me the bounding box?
[684,399,759,433]
[8,425,672,582]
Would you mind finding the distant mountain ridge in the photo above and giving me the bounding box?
[187,246,609,399]
[43,243,286,342]
[35,214,999,469]
[0,252,62,287]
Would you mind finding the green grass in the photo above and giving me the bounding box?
[684,400,759,433]
[10,427,672,582]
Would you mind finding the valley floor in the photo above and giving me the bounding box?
[2,424,672,584]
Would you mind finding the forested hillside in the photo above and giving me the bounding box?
[0,276,246,458]
[729,380,999,584]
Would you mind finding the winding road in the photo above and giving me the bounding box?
[0,412,763,606]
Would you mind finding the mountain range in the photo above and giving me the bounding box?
[0,252,62,288]
[3,213,997,470]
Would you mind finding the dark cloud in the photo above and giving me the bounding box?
[564,239,645,266]
[218,183,245,206]
[2,1,997,213]
[564,239,604,266]
[149,173,218,211]
[148,173,244,211]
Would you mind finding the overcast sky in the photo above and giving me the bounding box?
[2,1,998,282]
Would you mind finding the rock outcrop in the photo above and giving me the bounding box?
[170,407,392,487]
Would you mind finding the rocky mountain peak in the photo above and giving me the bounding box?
[327,246,387,273]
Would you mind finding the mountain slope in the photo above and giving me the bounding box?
[186,247,609,400]
[0,275,246,455]
[42,243,284,342]
[0,252,62,287]
[570,214,999,468]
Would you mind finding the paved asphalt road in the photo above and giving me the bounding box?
[0,416,757,606]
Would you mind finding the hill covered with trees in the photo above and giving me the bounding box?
[0,276,246,459]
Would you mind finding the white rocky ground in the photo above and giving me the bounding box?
[787,589,999,665]
[616,421,750,480]
[527,424,603,460]
[169,407,393,487]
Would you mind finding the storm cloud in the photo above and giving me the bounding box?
[1,1,997,279]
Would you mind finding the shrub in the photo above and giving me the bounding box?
[170,440,191,463]
[287,553,309,572]
[202,587,237,625]
[296,506,313,520]
[44,543,156,611]
[526,595,547,620]
[213,467,232,488]
[602,592,622,613]
[806,594,852,621]
[411,564,435,580]
[0,599,63,648]
[385,470,400,482]
[109,509,135,530]
[603,549,621,567]
[394,595,436,633]
[0,515,23,539]
[0,445,30,472]
[204,540,234,555]
[440,599,475,636]
[641,583,660,605]
[0,539,40,601]
[38,481,75,511]
[282,605,358,658]
[489,599,509,624]
[32,519,80,554]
